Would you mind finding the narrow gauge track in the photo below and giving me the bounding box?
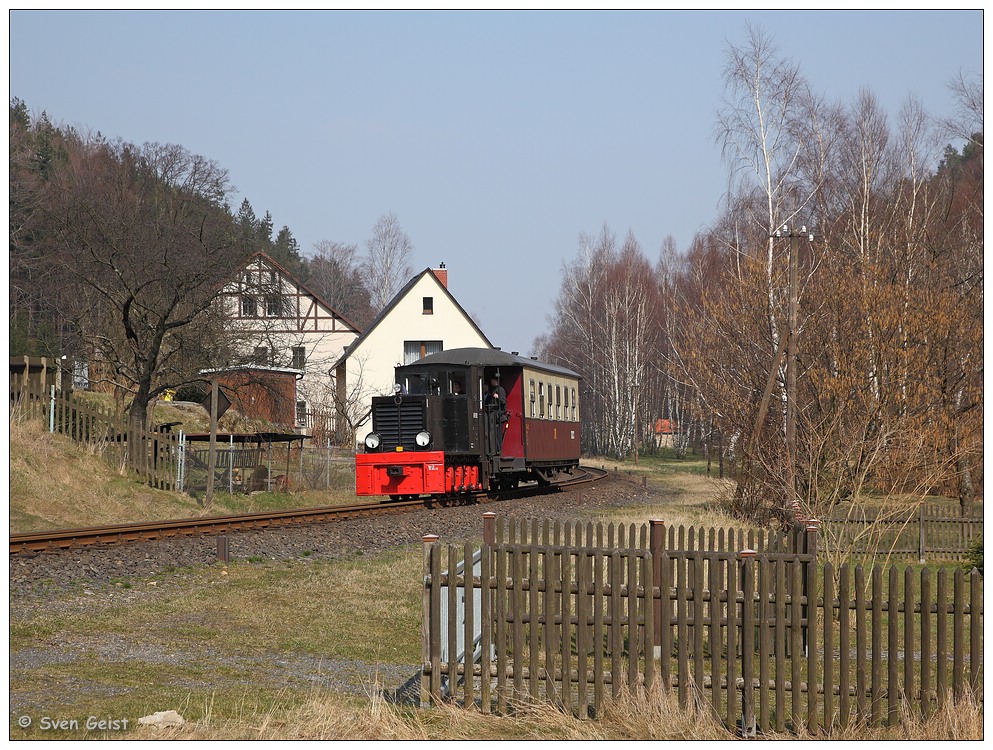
[9,466,607,555]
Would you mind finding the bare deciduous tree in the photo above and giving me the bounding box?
[363,212,413,311]
[43,137,246,427]
[308,239,373,328]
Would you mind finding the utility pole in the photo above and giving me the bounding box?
[632,380,640,465]
[772,223,815,510]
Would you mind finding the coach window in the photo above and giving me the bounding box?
[572,388,577,420]
[556,385,561,419]
[529,379,536,417]
[563,386,568,417]
[538,382,545,418]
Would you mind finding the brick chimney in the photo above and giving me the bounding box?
[431,262,448,288]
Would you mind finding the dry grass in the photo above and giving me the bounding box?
[8,417,204,531]
[131,686,983,741]
[7,417,357,532]
[585,458,740,532]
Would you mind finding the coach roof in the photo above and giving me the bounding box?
[409,347,581,380]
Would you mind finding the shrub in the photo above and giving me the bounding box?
[964,534,982,575]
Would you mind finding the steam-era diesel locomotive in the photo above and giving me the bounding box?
[355,347,581,499]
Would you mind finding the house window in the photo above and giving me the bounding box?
[241,295,257,317]
[253,346,268,365]
[265,293,282,317]
[422,296,434,315]
[296,400,307,427]
[404,340,443,365]
[291,346,306,370]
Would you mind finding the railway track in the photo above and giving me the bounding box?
[9,465,607,555]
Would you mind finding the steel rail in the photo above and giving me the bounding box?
[10,466,607,555]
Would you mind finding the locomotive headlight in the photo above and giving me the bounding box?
[415,431,431,448]
[364,432,382,451]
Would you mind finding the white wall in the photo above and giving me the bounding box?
[345,273,490,424]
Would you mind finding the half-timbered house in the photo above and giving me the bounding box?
[220,252,360,430]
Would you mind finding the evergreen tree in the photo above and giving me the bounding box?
[272,225,305,279]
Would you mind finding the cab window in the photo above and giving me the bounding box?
[449,371,467,396]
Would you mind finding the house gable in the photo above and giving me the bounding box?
[334,267,493,431]
[223,252,360,337]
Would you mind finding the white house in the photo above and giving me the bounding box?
[220,252,361,428]
[332,264,492,436]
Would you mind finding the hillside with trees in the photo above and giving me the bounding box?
[9,98,411,427]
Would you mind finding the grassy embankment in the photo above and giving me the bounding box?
[8,408,357,532]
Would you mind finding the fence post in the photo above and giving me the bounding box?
[650,519,665,657]
[739,549,757,737]
[483,512,496,547]
[178,430,185,493]
[919,504,926,564]
[804,519,820,732]
[421,533,440,708]
[802,519,820,658]
[49,384,56,433]
[217,535,230,564]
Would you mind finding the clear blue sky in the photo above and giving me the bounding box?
[9,10,984,355]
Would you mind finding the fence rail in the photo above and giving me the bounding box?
[422,514,983,735]
[824,503,983,563]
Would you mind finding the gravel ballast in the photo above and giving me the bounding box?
[10,472,660,600]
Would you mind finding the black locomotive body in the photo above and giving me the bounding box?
[355,347,580,498]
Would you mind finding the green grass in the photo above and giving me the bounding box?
[9,549,424,739]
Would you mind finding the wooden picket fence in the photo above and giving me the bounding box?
[10,380,181,492]
[421,513,983,735]
[823,502,984,563]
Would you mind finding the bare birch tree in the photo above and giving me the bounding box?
[363,212,413,311]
